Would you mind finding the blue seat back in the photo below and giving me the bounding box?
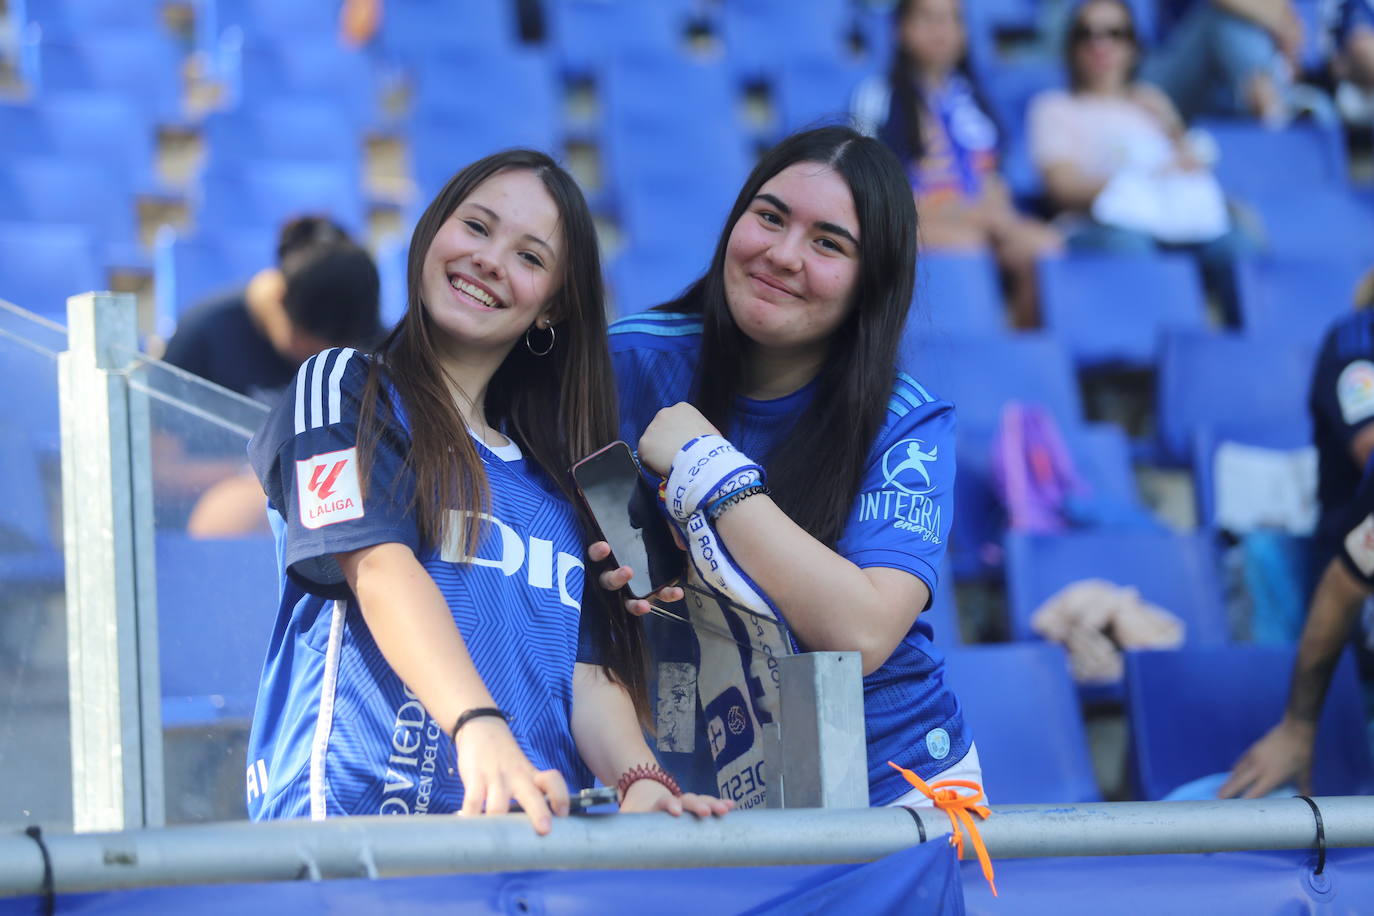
[378,0,520,56]
[607,244,708,318]
[202,99,363,172]
[772,55,878,136]
[545,0,690,81]
[1125,646,1374,799]
[1156,331,1314,467]
[1199,120,1348,200]
[1004,530,1229,644]
[232,39,380,126]
[157,534,279,724]
[1191,425,1315,531]
[0,220,102,318]
[196,160,366,237]
[943,643,1101,803]
[1235,255,1366,348]
[901,332,1082,438]
[0,158,140,252]
[720,0,853,84]
[1038,253,1208,368]
[35,31,184,123]
[909,251,1007,339]
[1247,189,1374,263]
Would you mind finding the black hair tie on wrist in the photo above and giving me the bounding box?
[1295,795,1327,876]
[449,707,509,743]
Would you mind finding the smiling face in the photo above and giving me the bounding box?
[419,168,564,360]
[722,161,861,367]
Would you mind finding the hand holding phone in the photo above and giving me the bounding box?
[572,441,684,599]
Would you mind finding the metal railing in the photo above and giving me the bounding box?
[2,797,1371,896]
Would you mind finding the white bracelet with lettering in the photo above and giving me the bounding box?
[664,435,763,522]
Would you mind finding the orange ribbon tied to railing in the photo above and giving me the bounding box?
[887,760,997,897]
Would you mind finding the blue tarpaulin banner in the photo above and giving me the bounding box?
[0,837,963,916]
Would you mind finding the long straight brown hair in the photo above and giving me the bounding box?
[355,149,649,718]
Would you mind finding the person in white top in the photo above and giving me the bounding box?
[1027,0,1258,314]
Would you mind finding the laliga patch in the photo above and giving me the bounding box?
[297,447,364,529]
[1344,514,1374,577]
[1337,360,1374,425]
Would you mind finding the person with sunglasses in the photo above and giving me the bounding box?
[1028,0,1257,312]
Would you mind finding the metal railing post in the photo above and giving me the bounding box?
[773,652,869,809]
[58,291,164,831]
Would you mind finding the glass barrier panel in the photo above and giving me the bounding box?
[0,302,70,830]
[115,346,273,824]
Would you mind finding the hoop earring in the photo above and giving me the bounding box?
[525,323,555,356]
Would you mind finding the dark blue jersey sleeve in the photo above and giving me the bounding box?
[836,376,956,602]
[248,348,420,599]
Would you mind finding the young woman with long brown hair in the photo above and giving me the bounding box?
[245,149,730,832]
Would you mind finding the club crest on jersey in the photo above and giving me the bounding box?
[297,447,364,529]
[1338,360,1374,425]
[1345,514,1374,577]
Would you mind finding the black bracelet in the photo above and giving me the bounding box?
[708,483,770,521]
[449,707,508,743]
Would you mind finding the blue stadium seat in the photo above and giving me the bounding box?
[374,236,409,331]
[1125,646,1374,800]
[153,227,274,337]
[157,533,278,726]
[202,99,364,173]
[607,244,709,318]
[15,92,163,194]
[0,159,143,270]
[377,0,518,57]
[1191,425,1314,532]
[1198,119,1348,200]
[228,38,381,127]
[1038,253,1208,368]
[195,160,367,238]
[545,0,691,81]
[209,0,340,43]
[0,425,64,591]
[908,251,1007,339]
[0,220,102,318]
[772,54,878,136]
[602,52,751,252]
[901,332,1082,437]
[33,30,185,124]
[19,0,164,32]
[720,0,854,85]
[408,48,560,198]
[1234,255,1366,348]
[1247,189,1374,263]
[943,643,1101,803]
[1156,331,1314,466]
[1003,529,1229,644]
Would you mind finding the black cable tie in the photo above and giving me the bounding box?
[901,806,928,844]
[24,825,55,916]
[1295,795,1327,876]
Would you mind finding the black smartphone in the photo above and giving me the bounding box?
[572,441,683,599]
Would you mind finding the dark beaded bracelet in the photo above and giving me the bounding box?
[449,707,508,743]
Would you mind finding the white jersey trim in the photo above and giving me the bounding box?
[294,348,358,435]
[309,598,348,820]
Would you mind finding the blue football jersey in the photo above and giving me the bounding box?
[245,347,592,819]
[610,312,970,804]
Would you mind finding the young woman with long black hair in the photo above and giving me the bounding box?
[246,149,730,832]
[607,126,979,808]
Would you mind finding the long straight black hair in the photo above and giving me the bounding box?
[356,148,649,719]
[885,0,1000,165]
[661,126,918,548]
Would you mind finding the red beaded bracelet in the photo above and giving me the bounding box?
[616,763,682,803]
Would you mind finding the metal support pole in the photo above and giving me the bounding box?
[2,798,1373,896]
[58,292,164,831]
[774,652,869,809]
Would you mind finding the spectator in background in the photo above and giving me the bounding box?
[1028,0,1257,314]
[162,216,381,407]
[1219,455,1374,797]
[853,0,1063,328]
[1147,0,1335,126]
[1325,0,1374,125]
